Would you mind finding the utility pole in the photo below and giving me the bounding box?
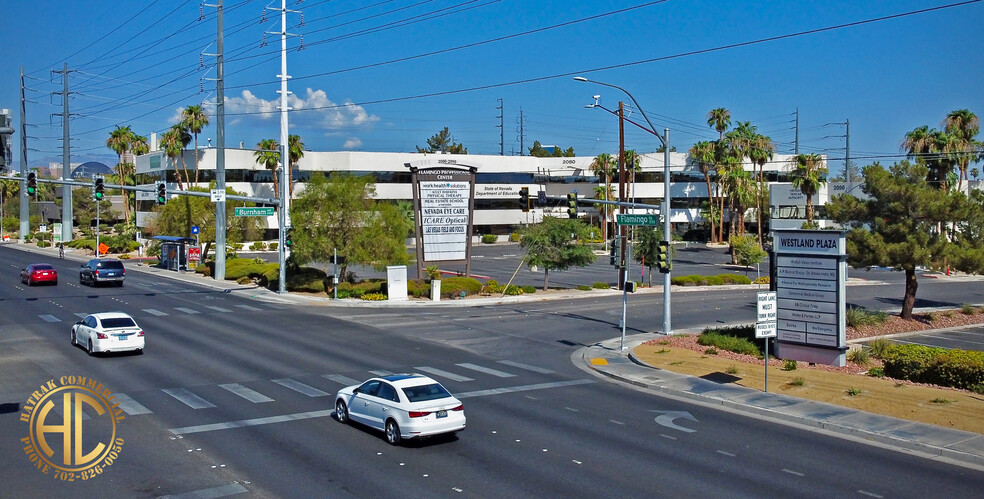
[617,101,627,291]
[516,109,525,156]
[268,0,296,294]
[19,68,29,242]
[496,98,504,156]
[51,63,74,245]
[793,107,799,155]
[845,118,852,182]
[205,0,227,281]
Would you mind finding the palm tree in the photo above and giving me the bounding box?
[707,108,731,141]
[288,134,304,198]
[106,126,136,224]
[181,105,209,184]
[689,140,718,242]
[168,124,192,188]
[749,133,775,246]
[942,109,980,192]
[254,139,280,208]
[159,128,185,190]
[624,149,642,202]
[590,153,617,242]
[790,153,827,227]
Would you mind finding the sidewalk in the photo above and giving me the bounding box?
[577,333,984,470]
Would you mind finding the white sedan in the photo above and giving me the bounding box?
[72,312,145,356]
[335,374,465,445]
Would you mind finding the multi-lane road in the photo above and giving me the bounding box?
[2,244,982,497]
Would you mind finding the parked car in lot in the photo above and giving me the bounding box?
[20,263,58,286]
[72,312,144,355]
[335,374,465,445]
[80,258,126,287]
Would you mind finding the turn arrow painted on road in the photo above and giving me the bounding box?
[653,411,698,433]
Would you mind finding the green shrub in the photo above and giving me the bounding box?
[782,359,797,371]
[789,377,805,387]
[704,347,718,355]
[704,275,724,286]
[520,285,536,294]
[236,276,253,285]
[752,276,770,284]
[847,347,871,366]
[846,387,862,396]
[407,279,430,298]
[269,242,278,251]
[866,338,892,359]
[440,277,482,298]
[961,304,977,315]
[577,284,592,291]
[881,344,984,390]
[481,234,497,244]
[503,285,524,296]
[37,240,51,248]
[509,232,521,242]
[286,266,327,293]
[846,307,888,327]
[591,282,610,289]
[361,293,387,301]
[867,367,885,378]
[725,365,739,375]
[698,328,760,357]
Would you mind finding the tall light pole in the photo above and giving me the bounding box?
[575,76,672,336]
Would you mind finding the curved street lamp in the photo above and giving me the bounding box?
[575,76,673,338]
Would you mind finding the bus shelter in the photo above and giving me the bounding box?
[152,236,197,271]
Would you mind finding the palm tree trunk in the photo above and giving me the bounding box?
[193,136,200,184]
[703,175,715,243]
[757,164,764,246]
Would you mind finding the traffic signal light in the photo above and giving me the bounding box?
[537,190,547,207]
[567,192,578,219]
[93,176,105,201]
[519,187,530,212]
[657,240,671,274]
[609,237,620,266]
[284,227,293,248]
[155,181,167,205]
[26,172,37,195]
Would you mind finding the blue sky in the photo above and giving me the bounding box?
[3,0,982,177]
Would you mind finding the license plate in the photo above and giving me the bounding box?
[436,410,447,418]
[116,334,129,340]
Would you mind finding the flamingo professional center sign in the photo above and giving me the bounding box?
[408,164,477,279]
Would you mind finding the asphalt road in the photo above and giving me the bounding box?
[2,244,983,497]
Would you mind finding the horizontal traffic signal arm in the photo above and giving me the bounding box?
[0,175,280,205]
[543,195,662,211]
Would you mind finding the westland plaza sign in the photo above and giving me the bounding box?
[406,162,477,279]
[771,229,848,366]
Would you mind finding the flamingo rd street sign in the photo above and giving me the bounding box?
[616,214,659,226]
[234,207,275,217]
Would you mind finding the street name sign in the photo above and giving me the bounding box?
[616,214,658,226]
[235,207,275,217]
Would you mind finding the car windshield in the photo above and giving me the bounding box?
[101,317,136,329]
[401,383,452,403]
[97,261,124,269]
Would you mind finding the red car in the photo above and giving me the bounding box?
[21,263,58,286]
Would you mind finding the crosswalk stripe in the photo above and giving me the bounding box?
[235,304,262,311]
[115,393,153,415]
[271,379,329,397]
[368,369,394,377]
[142,308,169,316]
[162,388,216,409]
[498,360,555,374]
[323,374,359,386]
[219,383,274,403]
[174,307,200,315]
[456,363,516,378]
[415,366,474,382]
[39,315,60,323]
[205,306,232,313]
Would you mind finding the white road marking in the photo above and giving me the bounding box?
[162,388,216,409]
[170,409,334,435]
[234,304,262,311]
[157,482,249,498]
[73,313,88,319]
[271,378,329,397]
[174,307,200,315]
[142,308,168,316]
[368,369,394,377]
[456,379,594,399]
[204,306,232,313]
[456,363,516,378]
[415,366,474,382]
[497,360,554,374]
[39,315,60,322]
[115,393,153,415]
[858,491,883,498]
[323,374,360,386]
[782,469,805,476]
[219,383,274,403]
[716,450,736,457]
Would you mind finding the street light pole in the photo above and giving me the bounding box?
[575,76,672,336]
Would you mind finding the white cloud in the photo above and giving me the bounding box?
[216,88,379,131]
[342,138,362,150]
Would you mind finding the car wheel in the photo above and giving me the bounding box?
[87,339,96,356]
[71,331,77,346]
[118,281,124,287]
[335,400,349,424]
[53,280,58,286]
[79,274,85,285]
[385,420,401,445]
